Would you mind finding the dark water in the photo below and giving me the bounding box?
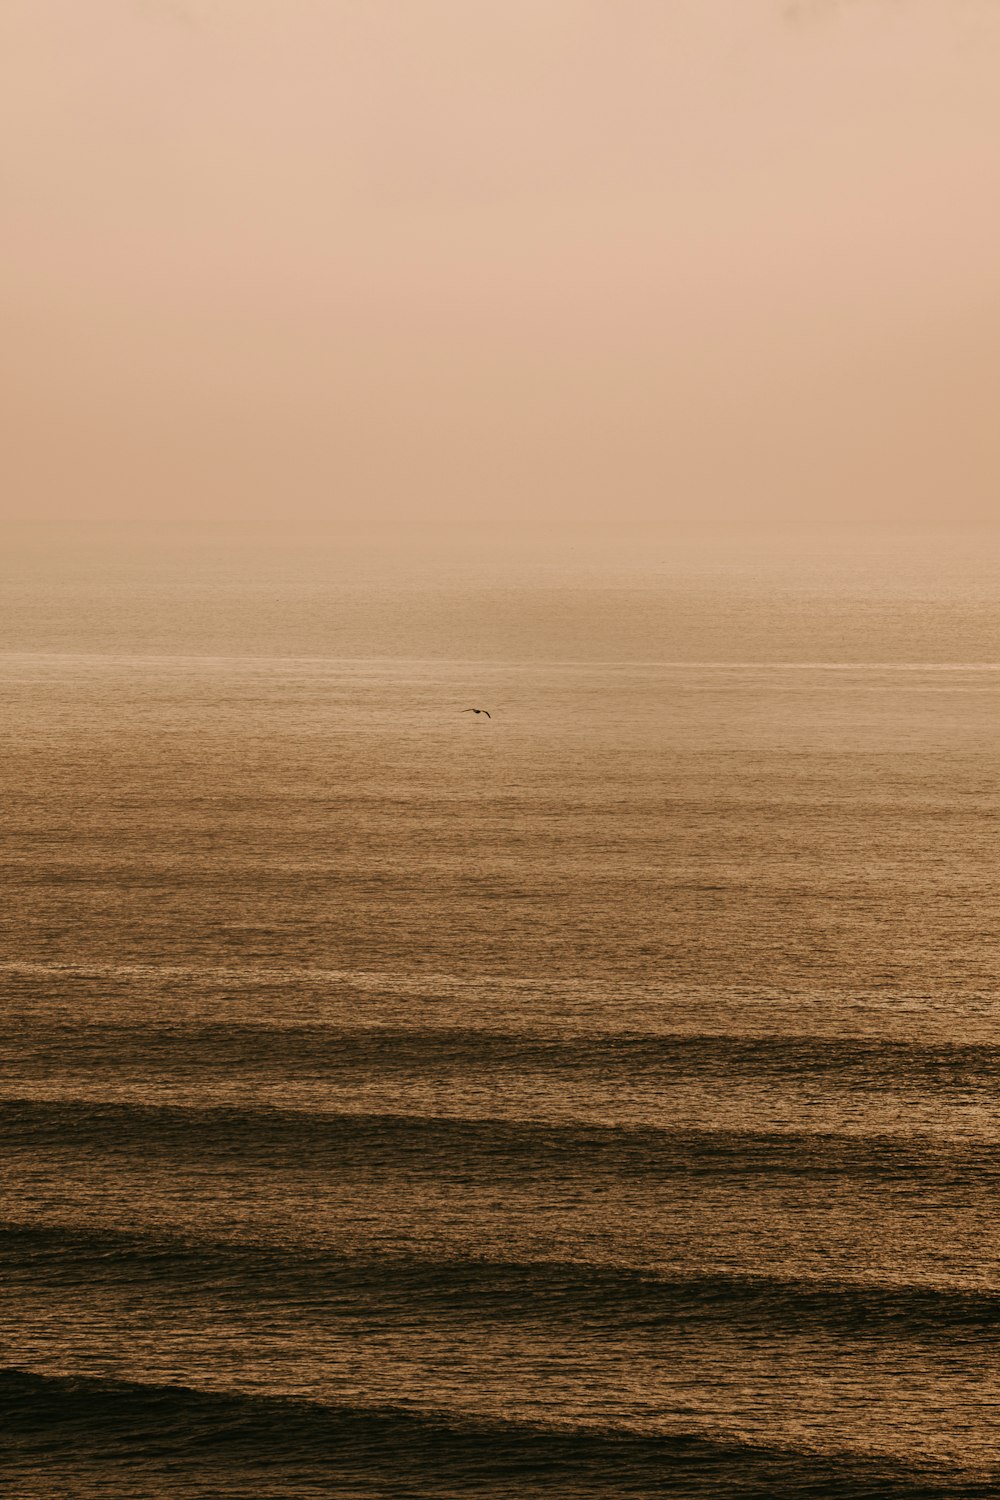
[3,544,999,1496]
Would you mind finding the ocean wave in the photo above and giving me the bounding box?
[3,1097,996,1182]
[5,1224,1000,1340]
[2,1367,993,1498]
[11,1021,1000,1089]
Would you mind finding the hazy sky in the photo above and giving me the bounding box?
[3,0,999,534]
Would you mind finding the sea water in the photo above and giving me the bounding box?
[2,533,999,1497]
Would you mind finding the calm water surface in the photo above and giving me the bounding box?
[2,539,999,1496]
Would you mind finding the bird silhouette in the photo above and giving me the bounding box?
[462,707,491,718]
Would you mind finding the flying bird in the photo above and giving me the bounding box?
[462,708,491,718]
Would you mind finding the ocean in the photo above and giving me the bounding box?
[2,534,999,1497]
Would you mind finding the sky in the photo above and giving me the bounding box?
[2,0,999,536]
